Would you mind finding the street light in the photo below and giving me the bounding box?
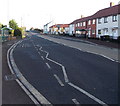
[7,0,9,27]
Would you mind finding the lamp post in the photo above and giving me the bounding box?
[7,0,9,27]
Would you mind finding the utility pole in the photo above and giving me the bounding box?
[21,17,23,27]
[7,0,9,27]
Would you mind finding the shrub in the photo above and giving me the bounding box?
[117,36,120,43]
[14,29,22,36]
[100,35,110,41]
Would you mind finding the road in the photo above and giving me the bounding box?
[8,32,119,105]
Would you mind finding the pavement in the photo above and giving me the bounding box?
[10,32,119,105]
[38,34,119,62]
[47,34,120,49]
[2,39,35,105]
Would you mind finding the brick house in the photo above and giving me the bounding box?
[69,2,120,39]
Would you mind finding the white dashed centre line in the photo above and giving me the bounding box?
[72,99,80,105]
[54,74,64,87]
[46,63,51,69]
[39,46,69,83]
[22,44,24,48]
[68,82,108,106]
[41,56,44,60]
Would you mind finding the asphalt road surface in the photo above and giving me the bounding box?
[12,32,119,105]
[2,39,35,105]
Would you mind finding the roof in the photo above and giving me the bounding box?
[49,24,69,28]
[91,4,120,19]
[69,19,79,24]
[1,27,13,30]
[61,24,69,28]
[69,4,120,24]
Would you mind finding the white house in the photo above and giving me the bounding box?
[69,23,75,36]
[96,4,120,39]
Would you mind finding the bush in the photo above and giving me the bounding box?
[117,36,120,43]
[100,35,110,41]
[14,29,22,36]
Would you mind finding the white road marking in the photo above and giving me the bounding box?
[16,79,39,104]
[39,46,69,83]
[41,56,44,60]
[68,82,108,106]
[38,52,41,55]
[72,99,80,105]
[46,63,51,69]
[4,76,8,81]
[54,74,64,87]
[38,35,119,63]
[7,43,12,46]
[22,44,24,48]
[26,37,110,105]
[100,54,115,62]
[7,40,52,105]
[61,66,69,83]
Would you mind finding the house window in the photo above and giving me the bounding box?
[98,18,101,24]
[92,30,95,34]
[104,17,108,23]
[103,28,108,34]
[92,19,95,24]
[88,20,91,25]
[98,30,101,34]
[76,23,77,27]
[80,22,82,26]
[83,22,86,26]
[112,15,117,22]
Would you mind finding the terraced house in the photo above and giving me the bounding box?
[49,2,120,39]
[96,3,120,39]
[70,2,120,39]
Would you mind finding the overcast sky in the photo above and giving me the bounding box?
[0,0,119,29]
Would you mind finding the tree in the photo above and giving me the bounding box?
[0,23,7,28]
[9,19,18,29]
[0,23,2,28]
[14,29,22,37]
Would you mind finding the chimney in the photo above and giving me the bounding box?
[110,2,114,7]
[81,15,84,18]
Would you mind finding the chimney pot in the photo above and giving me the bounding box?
[110,2,114,7]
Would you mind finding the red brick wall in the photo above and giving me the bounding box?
[87,19,96,38]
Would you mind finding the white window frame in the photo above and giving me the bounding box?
[98,29,101,34]
[88,20,91,25]
[76,23,77,27]
[92,30,95,34]
[112,15,117,22]
[80,22,82,26]
[83,22,86,26]
[98,18,101,24]
[92,19,95,24]
[104,17,108,23]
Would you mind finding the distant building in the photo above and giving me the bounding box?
[43,21,52,34]
[49,24,69,35]
[69,21,75,36]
